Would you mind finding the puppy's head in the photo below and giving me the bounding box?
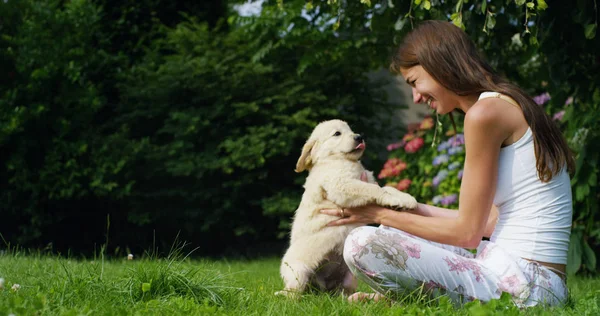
[295,119,366,173]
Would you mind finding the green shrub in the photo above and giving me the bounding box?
[0,0,121,242]
[113,9,403,251]
[0,0,404,253]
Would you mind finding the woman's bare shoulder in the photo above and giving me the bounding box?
[464,98,514,145]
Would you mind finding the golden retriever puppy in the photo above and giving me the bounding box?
[276,119,417,298]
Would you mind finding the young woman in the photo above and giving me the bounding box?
[320,20,574,307]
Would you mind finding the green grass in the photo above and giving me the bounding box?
[0,249,598,315]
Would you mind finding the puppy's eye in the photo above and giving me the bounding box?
[333,131,341,136]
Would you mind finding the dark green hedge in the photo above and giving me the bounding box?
[0,0,403,256]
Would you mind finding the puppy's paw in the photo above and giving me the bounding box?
[381,187,418,210]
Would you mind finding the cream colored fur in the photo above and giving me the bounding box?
[276,119,417,298]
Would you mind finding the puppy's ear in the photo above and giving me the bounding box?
[295,138,317,173]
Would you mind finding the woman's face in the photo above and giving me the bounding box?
[400,65,457,115]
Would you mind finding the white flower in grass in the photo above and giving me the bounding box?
[128,254,134,260]
[11,284,20,291]
[0,277,4,289]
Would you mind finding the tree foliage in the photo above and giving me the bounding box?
[111,3,402,253]
[0,0,402,255]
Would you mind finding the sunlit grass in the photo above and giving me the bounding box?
[0,247,598,315]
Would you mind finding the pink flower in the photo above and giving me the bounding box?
[497,274,524,296]
[393,162,407,172]
[444,256,484,282]
[533,92,551,105]
[553,110,565,121]
[396,179,412,191]
[565,96,573,105]
[404,137,424,153]
[402,133,415,142]
[386,141,405,151]
[377,169,389,179]
[378,158,408,179]
[404,241,421,258]
[419,117,434,130]
[349,237,364,255]
[383,158,402,169]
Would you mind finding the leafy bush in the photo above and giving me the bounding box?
[0,0,121,243]
[113,7,403,252]
[0,0,404,254]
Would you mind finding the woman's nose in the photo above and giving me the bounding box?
[412,87,423,104]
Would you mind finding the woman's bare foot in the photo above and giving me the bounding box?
[347,292,386,303]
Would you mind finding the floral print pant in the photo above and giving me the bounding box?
[344,225,568,307]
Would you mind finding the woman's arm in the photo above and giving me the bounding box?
[406,203,498,237]
[405,203,459,218]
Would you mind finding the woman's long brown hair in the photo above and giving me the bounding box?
[391,20,574,182]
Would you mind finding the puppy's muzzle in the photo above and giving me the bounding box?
[353,134,365,151]
[354,134,363,143]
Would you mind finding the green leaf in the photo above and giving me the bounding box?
[582,238,597,270]
[481,0,487,14]
[142,282,151,293]
[572,146,587,182]
[333,19,340,31]
[526,2,535,9]
[415,0,422,5]
[451,13,463,29]
[567,232,582,275]
[486,14,496,30]
[424,0,431,10]
[575,184,590,202]
[584,24,597,39]
[589,171,597,187]
[593,88,600,103]
[536,0,548,10]
[455,0,463,12]
[515,0,526,6]
[227,15,236,25]
[528,35,538,46]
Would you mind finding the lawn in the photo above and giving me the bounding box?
[0,248,598,315]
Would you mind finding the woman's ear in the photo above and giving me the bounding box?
[295,138,317,173]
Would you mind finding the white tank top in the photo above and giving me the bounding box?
[479,92,573,265]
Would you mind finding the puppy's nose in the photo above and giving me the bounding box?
[354,134,363,143]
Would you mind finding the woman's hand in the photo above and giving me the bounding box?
[320,171,393,226]
[319,204,390,226]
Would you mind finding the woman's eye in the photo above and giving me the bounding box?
[334,131,341,136]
